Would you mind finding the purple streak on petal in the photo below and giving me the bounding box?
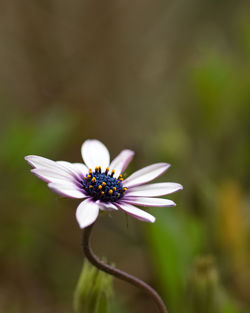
[30,168,57,183]
[56,161,88,180]
[123,163,170,188]
[31,169,84,194]
[122,196,176,207]
[96,200,118,211]
[48,180,83,191]
[109,149,135,177]
[116,202,155,223]
[25,155,83,184]
[31,168,76,184]
[48,183,88,199]
[25,155,56,169]
[126,182,183,197]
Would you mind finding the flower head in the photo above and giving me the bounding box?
[25,139,182,228]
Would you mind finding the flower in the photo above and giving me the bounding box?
[25,139,183,229]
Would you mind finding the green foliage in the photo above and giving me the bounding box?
[0,108,74,169]
[147,209,205,313]
[73,260,113,313]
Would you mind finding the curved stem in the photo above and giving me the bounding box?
[82,223,168,313]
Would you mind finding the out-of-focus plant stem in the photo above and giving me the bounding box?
[83,222,168,313]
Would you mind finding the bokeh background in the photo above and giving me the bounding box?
[0,1,250,312]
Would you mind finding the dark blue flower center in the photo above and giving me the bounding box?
[81,167,126,202]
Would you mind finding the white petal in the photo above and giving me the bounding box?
[96,201,118,211]
[76,199,99,229]
[48,183,87,199]
[25,155,61,170]
[56,161,88,179]
[31,168,76,184]
[71,163,89,175]
[81,139,110,170]
[123,163,170,188]
[123,197,176,207]
[49,180,82,190]
[25,155,79,178]
[116,202,155,223]
[109,149,134,177]
[126,183,183,197]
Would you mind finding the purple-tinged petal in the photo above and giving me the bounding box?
[25,155,57,169]
[31,168,76,184]
[48,183,87,199]
[116,202,155,223]
[81,139,110,170]
[48,180,83,190]
[96,201,118,211]
[76,199,99,229]
[123,163,170,188]
[123,197,176,207]
[25,155,80,179]
[126,182,183,197]
[56,161,88,179]
[70,163,88,175]
[109,149,135,177]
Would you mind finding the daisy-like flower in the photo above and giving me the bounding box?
[25,139,182,229]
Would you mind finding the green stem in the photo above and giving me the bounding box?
[82,223,168,313]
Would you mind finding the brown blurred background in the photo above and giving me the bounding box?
[0,1,250,312]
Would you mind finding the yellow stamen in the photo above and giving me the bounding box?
[111,169,115,177]
[89,168,92,174]
[117,193,120,198]
[92,177,96,183]
[123,187,127,191]
[102,182,106,186]
[89,185,93,189]
[108,189,113,195]
[101,191,104,196]
[87,175,91,180]
[113,187,117,191]
[119,178,124,181]
[98,185,102,190]
[95,167,99,172]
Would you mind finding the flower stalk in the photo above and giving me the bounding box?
[82,223,168,313]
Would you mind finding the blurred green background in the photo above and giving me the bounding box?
[0,1,250,312]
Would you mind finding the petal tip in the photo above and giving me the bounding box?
[157,162,171,169]
[30,168,51,183]
[150,216,156,223]
[126,149,135,155]
[174,183,183,191]
[24,155,34,167]
[164,163,171,170]
[76,216,97,229]
[81,139,110,169]
[75,199,100,229]
[77,220,93,229]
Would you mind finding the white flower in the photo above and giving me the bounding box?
[25,139,183,228]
